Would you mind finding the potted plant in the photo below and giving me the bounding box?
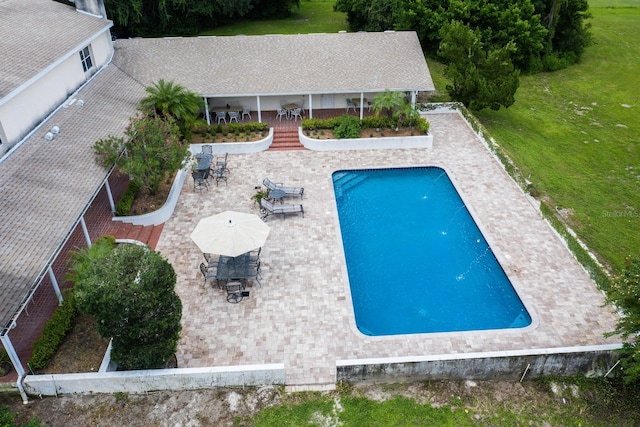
[251,188,269,207]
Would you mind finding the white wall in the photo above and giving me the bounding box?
[24,364,285,396]
[0,30,113,155]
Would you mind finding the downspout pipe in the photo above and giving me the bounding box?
[1,334,28,403]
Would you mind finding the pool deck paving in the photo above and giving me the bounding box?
[155,112,619,390]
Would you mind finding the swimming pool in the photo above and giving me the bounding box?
[333,167,531,336]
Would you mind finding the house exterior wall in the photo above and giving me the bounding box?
[0,30,113,157]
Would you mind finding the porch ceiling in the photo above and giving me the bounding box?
[111,31,434,98]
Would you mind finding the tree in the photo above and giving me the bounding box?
[105,0,298,37]
[605,258,640,384]
[372,89,407,121]
[70,241,182,370]
[93,113,189,195]
[138,79,204,139]
[438,21,519,111]
[538,0,592,69]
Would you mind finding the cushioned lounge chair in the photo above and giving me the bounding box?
[262,178,304,199]
[260,199,304,220]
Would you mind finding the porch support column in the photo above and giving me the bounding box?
[257,96,262,123]
[411,91,417,108]
[105,179,115,213]
[0,334,28,403]
[48,266,63,305]
[203,97,211,125]
[308,94,313,118]
[80,216,91,247]
[359,93,365,120]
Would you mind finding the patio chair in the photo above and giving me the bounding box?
[211,167,228,186]
[275,107,288,121]
[199,262,217,287]
[346,98,356,112]
[215,111,227,124]
[215,152,230,175]
[241,106,252,121]
[260,199,304,220]
[262,177,304,199]
[204,253,220,268]
[290,107,303,121]
[228,111,239,123]
[192,170,209,191]
[201,145,213,155]
[225,281,245,303]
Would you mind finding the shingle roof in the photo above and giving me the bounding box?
[111,31,434,97]
[0,0,112,99]
[0,65,145,331]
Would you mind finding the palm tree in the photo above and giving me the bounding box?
[139,79,204,138]
[371,89,407,121]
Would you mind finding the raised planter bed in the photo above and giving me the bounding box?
[299,128,432,151]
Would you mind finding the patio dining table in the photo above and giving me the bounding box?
[212,106,242,114]
[214,254,259,285]
[281,103,299,119]
[195,153,213,171]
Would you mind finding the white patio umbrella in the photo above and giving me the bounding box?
[190,211,270,257]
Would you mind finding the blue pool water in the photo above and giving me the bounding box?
[332,167,531,336]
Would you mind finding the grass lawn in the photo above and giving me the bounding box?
[472,1,640,273]
[200,0,347,36]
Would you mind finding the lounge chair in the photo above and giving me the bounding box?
[260,199,304,220]
[262,178,304,199]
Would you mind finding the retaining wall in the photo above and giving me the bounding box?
[337,345,621,384]
[23,364,285,396]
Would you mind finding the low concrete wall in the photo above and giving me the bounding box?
[112,167,187,227]
[299,128,432,151]
[23,364,285,396]
[190,128,273,154]
[111,130,273,227]
[337,345,621,384]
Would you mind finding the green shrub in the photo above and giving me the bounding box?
[73,244,182,370]
[301,118,329,131]
[361,115,392,129]
[226,123,241,134]
[416,117,430,134]
[0,348,9,363]
[28,291,77,371]
[0,406,45,427]
[115,180,142,216]
[333,115,361,139]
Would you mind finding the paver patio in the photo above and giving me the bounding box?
[155,112,619,389]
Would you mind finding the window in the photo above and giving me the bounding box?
[79,46,93,72]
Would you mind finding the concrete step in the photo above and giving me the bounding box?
[109,222,163,249]
[270,129,305,150]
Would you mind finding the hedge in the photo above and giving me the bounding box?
[115,180,142,216]
[28,290,77,371]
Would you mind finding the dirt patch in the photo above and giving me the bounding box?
[4,379,638,426]
[40,314,109,375]
[128,173,175,215]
